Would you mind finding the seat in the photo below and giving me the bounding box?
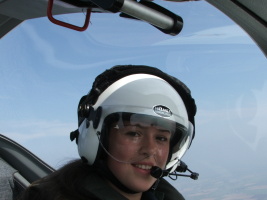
[0,158,27,200]
[0,134,54,199]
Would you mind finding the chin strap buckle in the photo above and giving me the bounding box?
[47,0,91,31]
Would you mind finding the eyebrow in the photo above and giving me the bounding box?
[126,123,171,134]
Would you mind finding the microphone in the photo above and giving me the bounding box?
[150,161,199,180]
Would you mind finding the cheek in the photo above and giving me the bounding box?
[109,143,137,161]
[107,140,138,175]
[108,135,138,161]
[157,146,170,167]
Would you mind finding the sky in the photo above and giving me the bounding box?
[1,0,267,199]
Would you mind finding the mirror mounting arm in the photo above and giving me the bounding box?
[48,0,183,35]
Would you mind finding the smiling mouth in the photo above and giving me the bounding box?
[133,164,152,170]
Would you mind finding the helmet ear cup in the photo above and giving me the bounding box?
[77,119,101,164]
[76,95,103,165]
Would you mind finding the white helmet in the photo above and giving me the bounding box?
[71,65,196,173]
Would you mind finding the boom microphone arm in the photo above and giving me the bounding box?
[150,161,199,180]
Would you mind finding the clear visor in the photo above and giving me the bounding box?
[99,112,190,165]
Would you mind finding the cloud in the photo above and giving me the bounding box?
[1,119,76,144]
[20,19,139,70]
[154,25,254,45]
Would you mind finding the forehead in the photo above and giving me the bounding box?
[106,113,177,133]
[119,121,172,133]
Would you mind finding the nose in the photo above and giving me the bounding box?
[139,134,157,157]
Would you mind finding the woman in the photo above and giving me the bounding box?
[18,65,197,200]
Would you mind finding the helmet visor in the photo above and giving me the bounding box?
[104,112,187,138]
[103,112,189,153]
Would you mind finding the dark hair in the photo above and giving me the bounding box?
[17,159,96,200]
[17,159,185,200]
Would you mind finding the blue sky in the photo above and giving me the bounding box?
[1,1,267,199]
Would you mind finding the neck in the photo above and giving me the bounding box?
[108,180,143,200]
[95,160,139,194]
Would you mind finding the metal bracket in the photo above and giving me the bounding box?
[47,0,91,31]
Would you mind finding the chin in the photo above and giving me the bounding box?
[126,180,156,192]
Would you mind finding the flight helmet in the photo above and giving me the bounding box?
[71,65,197,173]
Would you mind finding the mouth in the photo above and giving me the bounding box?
[132,164,153,170]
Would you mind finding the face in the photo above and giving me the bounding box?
[107,121,171,192]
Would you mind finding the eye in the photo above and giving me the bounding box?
[156,131,171,143]
[156,136,169,142]
[125,131,141,137]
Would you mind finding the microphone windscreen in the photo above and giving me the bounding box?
[150,166,163,178]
